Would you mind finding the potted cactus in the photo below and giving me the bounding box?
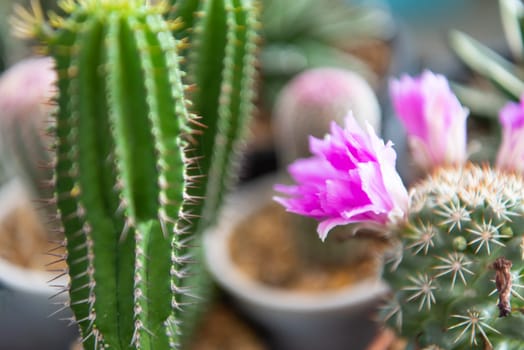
[3,0,259,348]
[270,69,524,349]
[204,66,391,350]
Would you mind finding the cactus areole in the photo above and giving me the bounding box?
[13,0,258,349]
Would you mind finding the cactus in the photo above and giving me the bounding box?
[273,67,380,167]
[0,57,56,200]
[382,163,524,349]
[12,0,258,349]
[173,0,258,232]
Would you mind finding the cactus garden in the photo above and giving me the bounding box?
[0,1,523,350]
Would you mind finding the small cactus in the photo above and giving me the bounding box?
[12,0,258,349]
[273,67,380,167]
[0,57,56,198]
[383,163,524,349]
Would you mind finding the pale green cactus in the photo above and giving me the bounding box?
[382,164,524,350]
[11,0,258,349]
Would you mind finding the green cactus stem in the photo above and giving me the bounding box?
[382,163,524,350]
[171,0,259,339]
[183,0,258,232]
[12,0,258,349]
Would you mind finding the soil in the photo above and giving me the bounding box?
[228,202,406,349]
[0,201,66,270]
[188,303,268,350]
[367,329,407,350]
[229,202,388,292]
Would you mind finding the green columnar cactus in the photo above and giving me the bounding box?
[180,0,258,232]
[12,0,258,349]
[382,164,524,350]
[169,0,258,339]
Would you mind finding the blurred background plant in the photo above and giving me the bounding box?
[449,0,524,163]
[245,0,396,180]
[0,57,55,199]
[259,0,395,109]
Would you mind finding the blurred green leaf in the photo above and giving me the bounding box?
[500,0,524,62]
[450,30,524,100]
[450,82,508,120]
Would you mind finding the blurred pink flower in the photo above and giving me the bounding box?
[390,71,468,171]
[496,98,524,173]
[274,113,408,241]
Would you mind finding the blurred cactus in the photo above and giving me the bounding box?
[382,163,524,349]
[260,0,394,108]
[12,0,258,349]
[273,67,380,165]
[170,0,259,232]
[0,57,56,197]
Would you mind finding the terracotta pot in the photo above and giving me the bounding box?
[204,174,389,350]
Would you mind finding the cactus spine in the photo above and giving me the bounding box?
[13,0,258,349]
[383,163,524,350]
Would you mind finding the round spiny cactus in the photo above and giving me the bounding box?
[383,163,524,350]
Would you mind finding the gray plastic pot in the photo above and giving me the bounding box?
[204,174,389,350]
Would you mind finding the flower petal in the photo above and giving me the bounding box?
[274,112,408,240]
[390,70,468,171]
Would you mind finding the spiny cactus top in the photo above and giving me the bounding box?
[275,71,524,349]
[13,0,258,349]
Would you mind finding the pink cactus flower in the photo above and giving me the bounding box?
[274,112,408,241]
[496,98,524,173]
[390,71,469,171]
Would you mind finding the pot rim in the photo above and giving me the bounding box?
[204,173,389,313]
